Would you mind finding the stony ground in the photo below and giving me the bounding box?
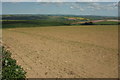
[2,25,118,78]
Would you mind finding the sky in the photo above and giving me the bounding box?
[1,0,119,16]
[1,0,120,2]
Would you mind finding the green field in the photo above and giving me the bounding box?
[2,20,70,28]
[2,20,119,28]
[2,15,119,28]
[95,21,119,25]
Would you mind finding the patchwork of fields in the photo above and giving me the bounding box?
[3,25,118,78]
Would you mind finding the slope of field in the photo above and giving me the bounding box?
[94,21,119,25]
[3,25,118,78]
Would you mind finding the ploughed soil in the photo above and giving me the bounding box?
[2,25,118,78]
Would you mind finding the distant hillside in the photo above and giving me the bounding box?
[1,14,118,28]
[2,14,118,20]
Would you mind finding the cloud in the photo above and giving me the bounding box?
[2,0,118,12]
[2,0,119,2]
[69,2,118,13]
[87,2,118,11]
[70,6,74,9]
[69,3,85,11]
[76,0,119,2]
[2,0,36,2]
[79,8,84,11]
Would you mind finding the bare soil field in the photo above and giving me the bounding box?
[2,25,118,78]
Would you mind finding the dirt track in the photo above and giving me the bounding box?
[3,25,118,78]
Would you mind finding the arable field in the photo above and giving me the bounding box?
[2,25,118,78]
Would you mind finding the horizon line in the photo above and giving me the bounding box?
[1,13,118,17]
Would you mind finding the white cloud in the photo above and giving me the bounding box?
[79,8,84,11]
[69,3,85,12]
[87,2,118,11]
[69,2,118,12]
[70,6,74,9]
[2,0,36,2]
[2,0,119,2]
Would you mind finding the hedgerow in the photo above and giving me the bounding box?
[2,46,26,80]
